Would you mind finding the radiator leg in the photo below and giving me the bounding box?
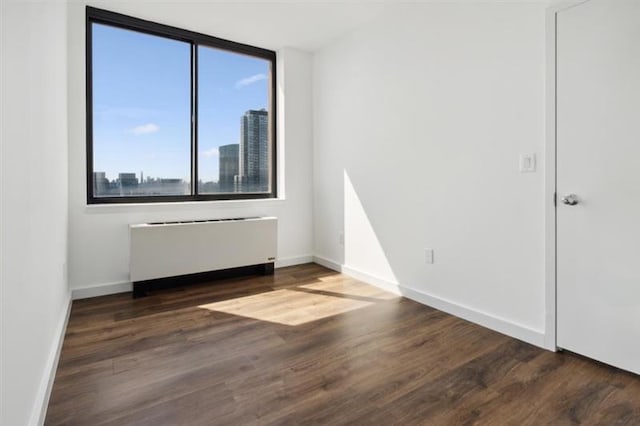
[133,282,148,298]
[262,262,275,275]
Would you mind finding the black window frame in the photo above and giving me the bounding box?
[86,6,277,204]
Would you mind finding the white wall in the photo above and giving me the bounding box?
[1,2,70,425]
[313,3,548,345]
[67,2,314,295]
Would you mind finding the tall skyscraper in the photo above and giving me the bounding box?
[218,143,239,191]
[239,109,269,192]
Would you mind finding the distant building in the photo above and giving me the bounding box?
[218,143,239,191]
[158,178,185,195]
[116,173,137,195]
[118,173,138,187]
[239,109,269,192]
[93,172,109,195]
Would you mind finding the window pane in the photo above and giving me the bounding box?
[92,23,191,197]
[197,45,272,194]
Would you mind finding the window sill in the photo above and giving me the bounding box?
[83,197,286,214]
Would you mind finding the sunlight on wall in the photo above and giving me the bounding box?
[344,170,398,284]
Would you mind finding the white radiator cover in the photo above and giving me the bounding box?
[129,217,277,282]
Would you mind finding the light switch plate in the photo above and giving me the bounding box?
[519,153,536,173]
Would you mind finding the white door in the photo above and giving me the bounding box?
[556,0,640,374]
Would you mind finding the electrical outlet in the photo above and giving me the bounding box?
[425,248,434,264]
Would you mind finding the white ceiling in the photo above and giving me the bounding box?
[84,0,562,52]
[84,1,391,51]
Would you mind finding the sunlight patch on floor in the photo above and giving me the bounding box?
[198,281,398,326]
[301,279,397,301]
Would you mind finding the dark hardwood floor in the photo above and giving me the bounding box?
[46,264,640,425]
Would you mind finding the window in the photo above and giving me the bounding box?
[86,7,276,203]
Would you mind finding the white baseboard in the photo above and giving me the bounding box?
[400,285,546,349]
[72,280,132,300]
[341,265,402,295]
[31,294,72,426]
[312,255,343,272]
[275,255,314,268]
[341,264,546,349]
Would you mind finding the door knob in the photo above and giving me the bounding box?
[561,194,579,206]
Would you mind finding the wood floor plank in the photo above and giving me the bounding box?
[45,264,640,425]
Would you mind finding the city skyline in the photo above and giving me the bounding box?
[94,109,270,196]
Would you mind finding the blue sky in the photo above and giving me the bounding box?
[92,23,269,183]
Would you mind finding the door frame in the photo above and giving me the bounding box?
[544,0,590,351]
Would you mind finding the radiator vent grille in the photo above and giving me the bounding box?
[147,217,260,226]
